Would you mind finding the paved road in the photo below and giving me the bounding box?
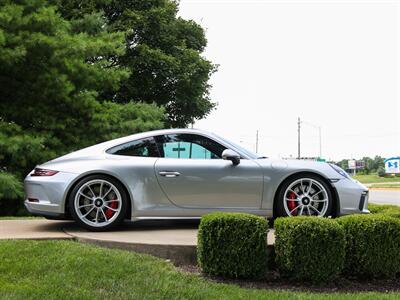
[369,189,400,206]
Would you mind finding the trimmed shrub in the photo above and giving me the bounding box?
[368,203,397,214]
[368,203,400,219]
[383,208,400,219]
[275,217,345,283]
[197,212,268,279]
[377,167,386,177]
[337,214,400,278]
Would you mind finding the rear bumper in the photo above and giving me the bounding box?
[24,201,65,218]
[24,171,79,217]
[333,178,369,216]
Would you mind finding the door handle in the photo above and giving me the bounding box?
[159,171,180,177]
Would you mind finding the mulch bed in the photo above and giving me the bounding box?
[178,264,400,293]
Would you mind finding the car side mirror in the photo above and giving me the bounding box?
[222,149,240,166]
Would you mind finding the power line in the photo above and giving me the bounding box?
[298,117,301,159]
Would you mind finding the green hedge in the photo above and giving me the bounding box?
[197,212,268,279]
[368,203,400,219]
[337,214,400,278]
[275,217,345,283]
[368,203,396,214]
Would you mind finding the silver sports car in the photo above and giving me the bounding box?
[24,129,369,230]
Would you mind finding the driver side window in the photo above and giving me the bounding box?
[155,134,226,159]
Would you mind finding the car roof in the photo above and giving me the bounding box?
[108,128,212,146]
[83,128,217,154]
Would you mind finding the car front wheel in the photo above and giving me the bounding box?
[276,174,333,217]
[69,175,127,231]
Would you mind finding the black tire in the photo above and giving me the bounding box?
[275,173,333,218]
[68,175,128,231]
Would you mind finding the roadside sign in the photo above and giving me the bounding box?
[348,160,356,170]
[385,157,400,174]
[348,159,364,170]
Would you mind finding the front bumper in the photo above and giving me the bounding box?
[24,171,79,218]
[332,178,369,215]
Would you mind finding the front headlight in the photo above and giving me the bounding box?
[329,163,350,179]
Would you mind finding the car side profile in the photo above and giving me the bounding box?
[24,129,369,231]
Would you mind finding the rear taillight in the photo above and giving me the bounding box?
[31,168,59,176]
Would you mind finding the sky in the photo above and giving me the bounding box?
[178,0,400,161]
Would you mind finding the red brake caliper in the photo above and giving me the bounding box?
[287,192,297,216]
[105,200,118,219]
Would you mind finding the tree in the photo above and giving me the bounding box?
[372,156,385,172]
[0,0,165,158]
[0,0,165,214]
[56,0,216,127]
[0,0,122,149]
[361,157,374,174]
[0,171,24,215]
[336,159,349,171]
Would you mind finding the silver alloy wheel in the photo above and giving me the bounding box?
[283,178,329,217]
[74,179,122,227]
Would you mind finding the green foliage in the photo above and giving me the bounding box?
[0,171,25,215]
[368,203,400,219]
[197,212,268,279]
[337,214,400,278]
[0,122,55,178]
[0,0,127,136]
[377,166,386,177]
[336,159,349,171]
[274,217,345,283]
[57,0,216,127]
[368,203,397,214]
[0,0,166,215]
[89,101,165,142]
[0,172,23,199]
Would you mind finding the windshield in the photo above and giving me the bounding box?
[211,133,261,159]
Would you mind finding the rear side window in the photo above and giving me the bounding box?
[106,137,159,157]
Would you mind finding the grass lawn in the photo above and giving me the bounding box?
[351,174,400,184]
[0,240,399,299]
[0,216,43,220]
[369,184,400,189]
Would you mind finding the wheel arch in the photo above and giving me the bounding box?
[64,172,133,220]
[272,171,339,218]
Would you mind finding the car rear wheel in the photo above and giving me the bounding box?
[276,174,333,217]
[69,175,127,231]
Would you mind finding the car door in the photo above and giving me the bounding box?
[154,133,263,209]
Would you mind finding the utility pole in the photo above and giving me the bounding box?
[255,130,259,153]
[297,117,301,159]
[318,126,322,158]
[301,120,322,158]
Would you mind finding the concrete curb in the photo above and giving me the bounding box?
[75,236,198,265]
